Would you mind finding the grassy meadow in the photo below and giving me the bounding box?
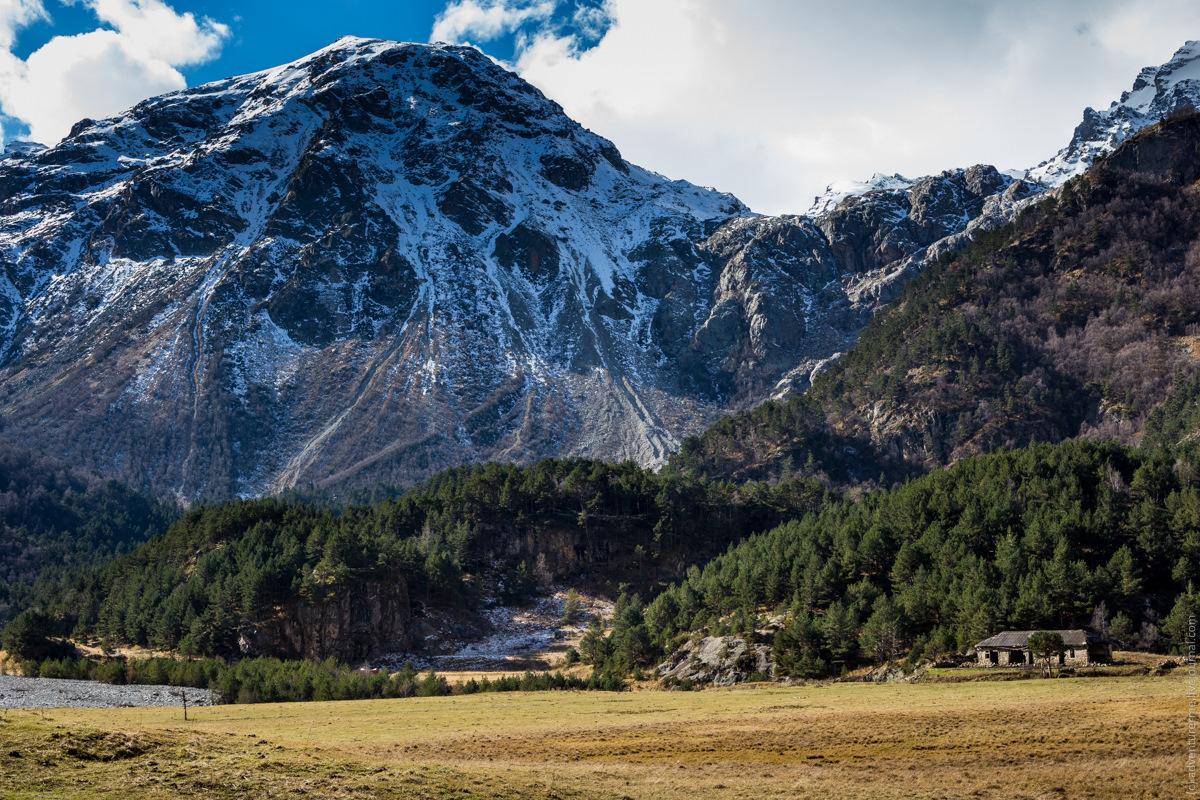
[0,674,1188,799]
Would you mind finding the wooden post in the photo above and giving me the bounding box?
[180,689,188,722]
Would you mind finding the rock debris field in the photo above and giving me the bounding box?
[386,589,614,672]
[0,675,214,710]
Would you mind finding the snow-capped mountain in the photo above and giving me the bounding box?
[0,38,759,498]
[0,36,1031,499]
[1029,40,1200,185]
[805,41,1200,282]
[0,37,1191,500]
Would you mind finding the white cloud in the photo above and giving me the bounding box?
[0,0,229,146]
[434,0,1200,215]
[0,0,47,50]
[571,4,610,40]
[432,0,557,45]
[0,0,46,138]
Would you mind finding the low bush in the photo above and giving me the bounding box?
[458,669,623,693]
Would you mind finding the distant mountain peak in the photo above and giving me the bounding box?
[1028,40,1200,185]
[0,140,46,159]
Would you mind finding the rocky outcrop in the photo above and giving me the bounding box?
[240,579,415,662]
[863,662,928,683]
[693,166,1039,399]
[844,177,1044,312]
[1102,111,1200,185]
[657,634,775,687]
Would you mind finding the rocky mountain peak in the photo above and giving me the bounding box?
[0,37,751,499]
[806,173,917,217]
[1028,40,1200,185]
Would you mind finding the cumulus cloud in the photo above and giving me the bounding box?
[434,0,612,56]
[431,0,557,45]
[0,0,47,50]
[0,0,229,146]
[433,0,1200,215]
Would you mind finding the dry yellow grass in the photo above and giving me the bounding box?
[0,674,1189,799]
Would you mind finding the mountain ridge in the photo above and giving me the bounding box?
[675,111,1200,485]
[1029,39,1200,185]
[0,36,1039,501]
[2,37,1198,501]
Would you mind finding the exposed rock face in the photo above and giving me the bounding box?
[844,177,1044,309]
[1029,40,1200,185]
[235,519,621,663]
[657,634,775,687]
[1102,110,1200,183]
[241,580,415,662]
[694,166,1038,398]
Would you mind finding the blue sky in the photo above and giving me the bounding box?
[5,0,611,83]
[0,1,1198,214]
[8,2,455,77]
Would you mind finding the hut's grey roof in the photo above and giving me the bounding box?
[974,630,1103,649]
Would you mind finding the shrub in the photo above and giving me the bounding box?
[417,670,450,697]
[561,589,584,625]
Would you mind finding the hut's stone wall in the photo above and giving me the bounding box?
[973,630,1114,668]
[975,642,1113,667]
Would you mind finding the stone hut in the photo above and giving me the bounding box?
[973,630,1113,667]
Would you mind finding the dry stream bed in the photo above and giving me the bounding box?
[0,674,1187,799]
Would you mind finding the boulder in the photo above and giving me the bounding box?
[657,634,774,687]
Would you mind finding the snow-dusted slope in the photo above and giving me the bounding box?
[0,36,1039,499]
[1029,40,1200,185]
[0,38,750,498]
[2,37,1191,500]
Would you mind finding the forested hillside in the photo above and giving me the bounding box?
[644,439,1197,677]
[675,112,1200,485]
[44,433,1200,676]
[66,459,828,660]
[0,438,178,627]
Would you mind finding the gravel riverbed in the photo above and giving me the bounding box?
[0,675,215,710]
